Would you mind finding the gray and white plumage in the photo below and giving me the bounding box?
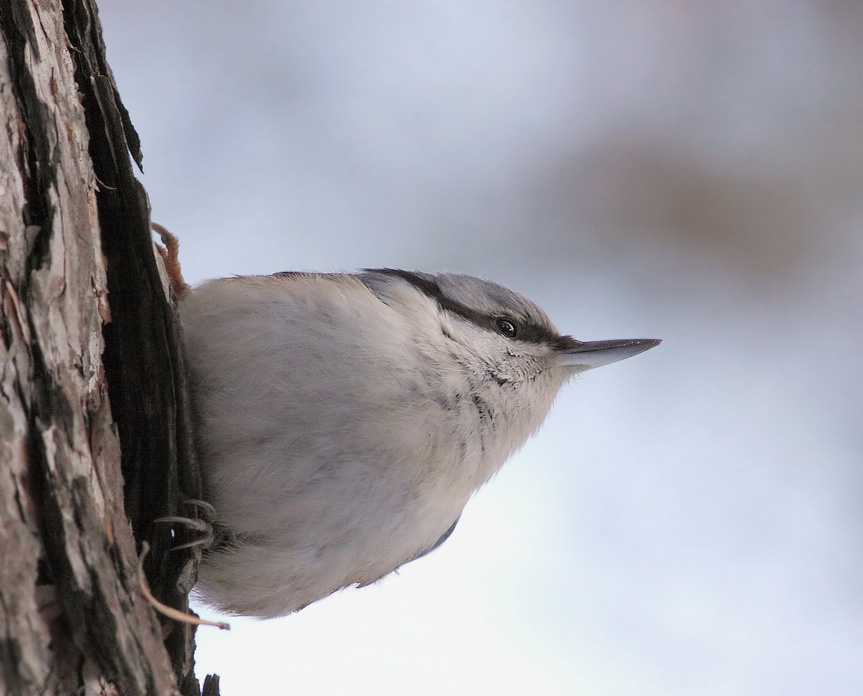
[179,269,658,617]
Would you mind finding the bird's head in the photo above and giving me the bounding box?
[361,269,659,392]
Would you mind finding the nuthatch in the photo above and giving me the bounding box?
[175,265,659,617]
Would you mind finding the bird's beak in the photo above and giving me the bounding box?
[557,338,661,371]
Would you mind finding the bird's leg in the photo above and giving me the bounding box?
[152,222,190,299]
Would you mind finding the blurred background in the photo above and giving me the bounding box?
[99,2,861,694]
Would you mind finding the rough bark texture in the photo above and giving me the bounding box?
[1,1,212,694]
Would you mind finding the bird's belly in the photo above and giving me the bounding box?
[196,441,477,617]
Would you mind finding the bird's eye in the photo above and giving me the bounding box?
[495,318,518,339]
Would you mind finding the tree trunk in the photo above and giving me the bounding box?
[0,1,213,694]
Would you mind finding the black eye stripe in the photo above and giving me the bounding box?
[369,269,491,328]
[367,269,566,347]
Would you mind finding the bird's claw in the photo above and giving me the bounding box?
[155,499,217,550]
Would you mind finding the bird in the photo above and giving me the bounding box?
[172,261,659,618]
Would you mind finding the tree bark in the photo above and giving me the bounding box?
[1,1,211,694]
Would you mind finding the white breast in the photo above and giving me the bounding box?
[181,274,502,616]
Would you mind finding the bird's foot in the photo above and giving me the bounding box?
[152,221,190,299]
[155,499,217,551]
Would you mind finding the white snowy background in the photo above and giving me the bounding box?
[99,2,861,694]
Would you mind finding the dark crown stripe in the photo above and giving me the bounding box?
[368,268,563,347]
[369,269,491,328]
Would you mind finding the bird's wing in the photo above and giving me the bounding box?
[408,516,460,564]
